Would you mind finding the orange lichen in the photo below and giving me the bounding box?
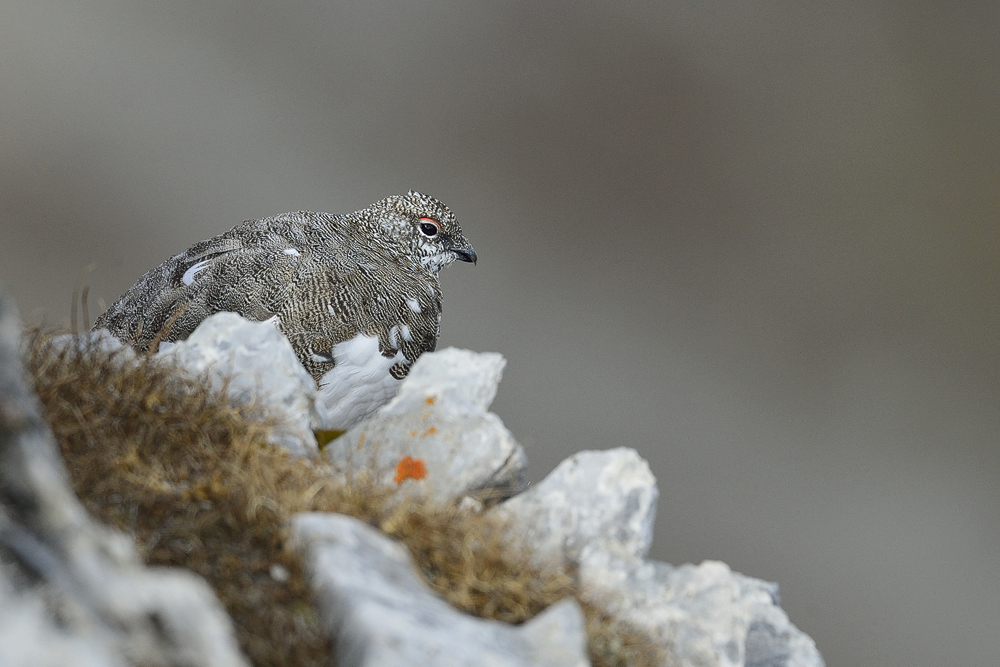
[425,395,436,405]
[394,455,427,484]
[422,426,438,437]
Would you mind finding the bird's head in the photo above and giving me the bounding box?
[360,191,476,273]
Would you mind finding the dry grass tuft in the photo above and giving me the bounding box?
[26,329,663,667]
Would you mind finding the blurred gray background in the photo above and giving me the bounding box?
[2,2,998,665]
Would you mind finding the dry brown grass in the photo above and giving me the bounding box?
[26,329,663,667]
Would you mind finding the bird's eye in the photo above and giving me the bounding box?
[418,217,440,237]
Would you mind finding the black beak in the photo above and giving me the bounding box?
[451,245,477,264]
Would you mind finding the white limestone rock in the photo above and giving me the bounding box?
[324,348,527,502]
[578,551,823,667]
[0,558,124,667]
[155,312,320,456]
[497,448,824,667]
[496,448,658,564]
[290,512,589,667]
[44,318,319,456]
[0,286,250,667]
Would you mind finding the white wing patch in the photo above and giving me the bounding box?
[282,247,301,256]
[405,297,421,313]
[314,334,404,429]
[181,259,213,286]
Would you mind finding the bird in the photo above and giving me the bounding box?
[93,191,476,429]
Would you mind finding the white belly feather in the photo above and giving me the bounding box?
[314,333,405,430]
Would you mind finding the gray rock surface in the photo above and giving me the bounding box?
[579,552,823,667]
[496,448,658,564]
[155,311,320,456]
[0,556,125,667]
[324,347,527,502]
[0,286,249,667]
[62,314,319,456]
[290,512,590,667]
[497,448,824,667]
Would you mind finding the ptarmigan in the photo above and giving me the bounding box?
[94,191,476,429]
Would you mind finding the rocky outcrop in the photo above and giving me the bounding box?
[324,347,527,502]
[496,449,824,667]
[50,313,321,457]
[291,512,588,667]
[496,448,658,564]
[156,312,321,457]
[0,287,249,667]
[312,353,824,666]
[5,306,825,667]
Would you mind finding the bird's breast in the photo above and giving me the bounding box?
[314,333,406,430]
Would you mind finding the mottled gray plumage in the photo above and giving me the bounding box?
[95,192,475,425]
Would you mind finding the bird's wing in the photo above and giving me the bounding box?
[170,237,246,288]
[96,234,303,350]
[157,238,303,341]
